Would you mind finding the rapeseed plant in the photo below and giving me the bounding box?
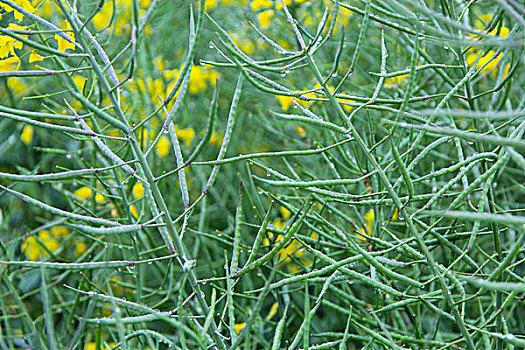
[0,1,522,349]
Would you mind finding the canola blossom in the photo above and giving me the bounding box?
[466,14,510,77]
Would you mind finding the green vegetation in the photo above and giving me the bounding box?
[0,0,523,349]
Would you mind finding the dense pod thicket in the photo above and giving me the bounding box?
[0,0,523,349]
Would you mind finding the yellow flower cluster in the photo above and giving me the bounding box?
[303,1,353,33]
[250,0,351,33]
[200,0,248,11]
[208,131,224,147]
[21,226,86,260]
[263,206,317,274]
[54,22,76,52]
[466,15,510,78]
[276,83,354,136]
[133,62,219,107]
[164,64,220,96]
[74,185,140,219]
[230,32,257,55]
[21,230,59,261]
[250,0,312,29]
[175,126,196,146]
[251,0,275,29]
[0,0,35,22]
[356,208,399,240]
[137,126,196,158]
[0,1,75,72]
[7,76,27,95]
[84,343,118,350]
[92,0,152,36]
[276,82,354,112]
[0,22,27,71]
[384,73,409,88]
[356,209,374,241]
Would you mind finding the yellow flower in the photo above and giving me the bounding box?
[336,95,355,112]
[0,23,27,54]
[50,226,70,237]
[223,0,247,5]
[275,0,292,10]
[304,3,351,33]
[130,204,139,219]
[295,125,306,138]
[54,23,76,52]
[132,182,144,199]
[206,69,220,86]
[148,78,165,102]
[73,74,86,91]
[209,131,223,146]
[95,193,106,203]
[279,206,291,219]
[109,276,124,295]
[198,0,218,11]
[265,301,279,321]
[392,207,399,221]
[7,77,26,95]
[0,36,15,59]
[164,65,219,97]
[74,241,87,256]
[0,55,20,72]
[385,73,409,88]
[92,0,135,36]
[466,14,510,76]
[231,34,255,55]
[357,209,374,240]
[471,15,509,40]
[276,82,333,111]
[175,125,195,147]
[0,0,35,22]
[29,51,43,63]
[92,0,113,29]
[271,218,285,231]
[276,95,293,110]
[276,94,308,111]
[20,124,33,144]
[234,322,246,334]
[21,229,60,261]
[143,23,152,37]
[263,220,317,273]
[364,209,374,231]
[84,342,118,350]
[0,24,27,61]
[156,135,170,157]
[38,1,55,18]
[257,9,274,28]
[153,56,165,72]
[251,0,273,10]
[278,39,292,51]
[74,186,93,200]
[188,66,209,94]
[501,63,510,80]
[21,235,40,261]
[466,50,502,75]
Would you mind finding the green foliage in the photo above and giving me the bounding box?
[0,0,524,349]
